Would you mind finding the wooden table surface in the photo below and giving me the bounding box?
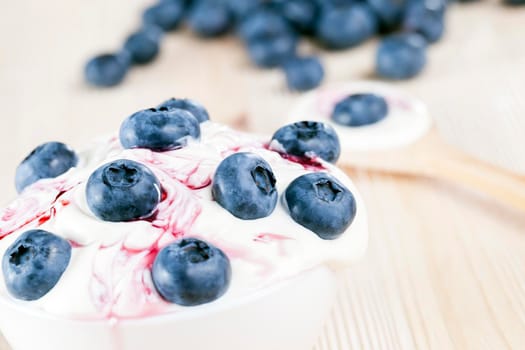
[1,1,524,349]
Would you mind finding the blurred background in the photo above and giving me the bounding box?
[1,0,525,349]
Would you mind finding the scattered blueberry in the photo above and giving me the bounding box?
[143,1,185,32]
[238,9,292,43]
[403,0,447,43]
[119,108,200,151]
[331,93,389,127]
[227,0,263,21]
[212,152,278,220]
[2,229,72,301]
[247,33,298,68]
[84,53,130,87]
[367,0,408,32]
[284,172,356,239]
[376,32,427,79]
[316,4,378,49]
[15,142,78,193]
[273,0,319,34]
[123,27,162,64]
[503,0,525,5]
[270,121,341,163]
[188,0,232,37]
[152,238,231,306]
[86,159,161,222]
[158,98,210,123]
[283,56,324,91]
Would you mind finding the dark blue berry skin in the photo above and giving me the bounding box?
[123,27,162,65]
[331,93,389,127]
[403,0,446,43]
[504,0,525,5]
[316,4,378,49]
[158,98,210,123]
[367,0,408,32]
[119,108,200,151]
[84,53,129,87]
[284,172,356,240]
[247,34,298,68]
[15,142,78,193]
[227,0,263,21]
[152,238,231,306]
[86,159,161,222]
[212,153,278,220]
[270,121,341,164]
[143,1,184,32]
[188,0,232,37]
[283,56,324,91]
[238,9,292,43]
[272,0,319,34]
[376,33,427,79]
[2,229,72,301]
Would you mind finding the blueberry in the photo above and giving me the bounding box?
[331,93,389,127]
[284,173,356,239]
[376,32,427,79]
[367,0,408,32]
[15,142,78,193]
[238,9,292,42]
[2,229,72,301]
[84,53,129,87]
[143,1,184,32]
[270,121,341,163]
[158,98,210,123]
[188,0,232,37]
[403,0,446,43]
[227,0,263,21]
[86,159,161,222]
[123,27,162,65]
[119,108,200,151]
[273,0,319,34]
[212,153,278,220]
[316,4,378,49]
[247,33,298,68]
[504,0,525,5]
[152,238,231,306]
[283,56,324,91]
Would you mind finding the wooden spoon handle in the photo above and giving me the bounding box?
[420,131,525,212]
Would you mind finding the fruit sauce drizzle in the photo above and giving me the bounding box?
[0,124,331,321]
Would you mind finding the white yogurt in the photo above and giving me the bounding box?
[289,81,432,151]
[0,122,368,320]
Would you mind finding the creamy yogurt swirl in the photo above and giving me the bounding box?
[0,122,367,320]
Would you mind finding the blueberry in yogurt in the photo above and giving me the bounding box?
[152,238,231,306]
[86,159,161,222]
[270,121,340,163]
[331,93,389,127]
[15,141,78,193]
[376,32,427,79]
[2,229,72,301]
[158,98,210,123]
[284,172,356,240]
[212,153,278,220]
[119,107,200,151]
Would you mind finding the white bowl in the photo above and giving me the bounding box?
[0,266,337,350]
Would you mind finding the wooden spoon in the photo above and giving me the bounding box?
[340,126,525,212]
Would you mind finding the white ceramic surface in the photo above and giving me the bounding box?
[0,266,337,350]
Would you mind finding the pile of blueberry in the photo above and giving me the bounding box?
[84,0,460,91]
[5,98,357,307]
